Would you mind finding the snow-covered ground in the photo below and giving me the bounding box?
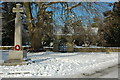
[0,50,119,78]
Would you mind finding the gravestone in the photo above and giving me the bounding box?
[2,4,28,66]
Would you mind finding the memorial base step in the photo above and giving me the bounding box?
[0,59,34,66]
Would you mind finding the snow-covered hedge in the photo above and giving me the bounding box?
[74,48,120,52]
[0,46,120,52]
[0,46,30,50]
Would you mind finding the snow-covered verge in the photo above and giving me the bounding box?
[0,51,118,78]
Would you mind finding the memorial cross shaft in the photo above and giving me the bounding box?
[13,4,24,48]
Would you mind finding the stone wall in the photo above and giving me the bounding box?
[45,47,120,52]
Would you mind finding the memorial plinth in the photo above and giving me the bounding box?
[9,50,27,60]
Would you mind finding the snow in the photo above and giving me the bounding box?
[73,45,120,48]
[0,46,30,47]
[0,51,118,78]
[54,34,73,36]
[73,45,103,48]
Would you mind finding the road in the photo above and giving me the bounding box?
[70,65,119,78]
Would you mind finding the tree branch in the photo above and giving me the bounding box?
[47,2,57,5]
[66,2,82,10]
[24,2,34,33]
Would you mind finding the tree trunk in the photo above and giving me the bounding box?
[31,27,43,50]
[24,2,45,51]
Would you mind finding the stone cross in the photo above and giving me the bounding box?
[13,4,23,49]
[2,4,28,65]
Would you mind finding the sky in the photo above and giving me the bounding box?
[0,1,114,27]
[44,2,113,26]
[1,1,113,27]
[0,0,119,2]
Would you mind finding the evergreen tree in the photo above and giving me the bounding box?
[2,2,16,46]
[103,1,120,46]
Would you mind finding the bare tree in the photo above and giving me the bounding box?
[23,2,111,50]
